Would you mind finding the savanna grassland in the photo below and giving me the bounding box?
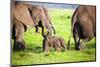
[12,8,96,65]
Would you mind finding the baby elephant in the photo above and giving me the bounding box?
[43,35,66,53]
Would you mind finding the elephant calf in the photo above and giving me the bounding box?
[43,35,66,53]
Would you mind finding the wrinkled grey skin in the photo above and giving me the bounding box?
[68,5,96,50]
[11,1,55,51]
[43,35,66,53]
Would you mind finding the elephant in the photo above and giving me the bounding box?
[68,5,96,50]
[43,34,66,53]
[33,6,56,34]
[11,1,55,51]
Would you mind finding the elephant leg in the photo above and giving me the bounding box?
[41,22,44,35]
[62,44,66,51]
[41,16,53,36]
[73,33,81,50]
[35,20,42,33]
[13,39,25,51]
[73,29,80,50]
[55,43,61,52]
[79,38,89,50]
[35,25,39,33]
[43,39,46,52]
[44,46,50,54]
[43,40,50,53]
[60,39,66,51]
[13,21,25,51]
[35,20,45,37]
[55,46,61,52]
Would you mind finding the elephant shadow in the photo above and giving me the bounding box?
[26,45,43,53]
[68,42,96,50]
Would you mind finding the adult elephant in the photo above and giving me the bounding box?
[68,5,96,50]
[29,4,56,35]
[11,1,55,51]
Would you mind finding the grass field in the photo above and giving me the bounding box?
[12,8,96,66]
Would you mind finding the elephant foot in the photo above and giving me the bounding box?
[75,43,81,50]
[13,41,25,51]
[75,46,80,50]
[75,45,84,50]
[75,44,79,50]
[76,46,84,50]
[75,43,85,50]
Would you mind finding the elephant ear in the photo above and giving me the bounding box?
[14,3,34,27]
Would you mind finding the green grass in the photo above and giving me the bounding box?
[12,8,96,65]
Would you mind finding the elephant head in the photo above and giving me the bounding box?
[30,5,56,36]
[14,1,55,35]
[11,1,55,51]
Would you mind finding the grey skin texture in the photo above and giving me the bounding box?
[43,35,66,53]
[68,5,96,50]
[11,1,55,51]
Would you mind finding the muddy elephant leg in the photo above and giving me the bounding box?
[13,22,25,51]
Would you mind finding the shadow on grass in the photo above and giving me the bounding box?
[68,41,96,50]
[25,41,96,54]
[67,43,75,50]
[26,46,43,53]
[86,43,96,49]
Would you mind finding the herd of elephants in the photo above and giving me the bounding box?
[11,1,96,53]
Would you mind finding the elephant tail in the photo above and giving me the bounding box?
[67,22,74,49]
[67,32,72,49]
